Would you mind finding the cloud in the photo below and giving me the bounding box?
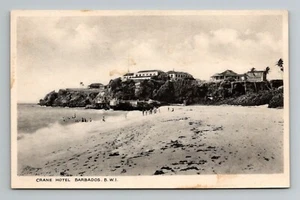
[16,16,284,102]
[210,28,240,45]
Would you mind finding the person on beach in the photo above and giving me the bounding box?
[142,110,144,116]
[172,108,174,112]
[102,116,106,122]
[168,107,169,111]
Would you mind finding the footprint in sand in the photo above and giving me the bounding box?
[154,170,164,175]
[263,157,270,161]
[211,156,220,160]
[180,166,199,171]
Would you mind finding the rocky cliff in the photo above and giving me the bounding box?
[39,89,100,108]
[39,78,284,109]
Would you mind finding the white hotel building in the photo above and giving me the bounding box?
[122,69,194,81]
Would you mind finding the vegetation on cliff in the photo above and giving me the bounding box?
[39,78,284,109]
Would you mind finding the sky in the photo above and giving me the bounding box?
[16,14,285,103]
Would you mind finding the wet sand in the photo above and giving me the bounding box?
[18,105,284,176]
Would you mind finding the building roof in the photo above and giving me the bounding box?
[137,70,163,73]
[167,70,191,75]
[89,83,103,86]
[167,70,177,74]
[123,72,134,76]
[246,70,265,73]
[211,73,222,77]
[246,71,265,78]
[211,70,240,77]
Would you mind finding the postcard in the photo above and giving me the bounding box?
[11,10,289,188]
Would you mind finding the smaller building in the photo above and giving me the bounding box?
[244,70,267,82]
[211,70,242,82]
[122,70,167,81]
[122,72,135,81]
[134,70,164,80]
[88,83,105,89]
[167,70,194,81]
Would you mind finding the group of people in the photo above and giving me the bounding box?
[168,107,175,112]
[141,106,176,116]
[62,114,106,123]
[142,107,160,116]
[61,107,177,123]
[61,113,108,123]
[62,114,93,123]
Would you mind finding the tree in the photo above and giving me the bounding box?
[265,66,270,74]
[264,66,272,90]
[276,58,284,71]
[249,67,256,78]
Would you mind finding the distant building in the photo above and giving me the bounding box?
[211,70,242,81]
[167,70,194,81]
[122,70,167,81]
[122,72,135,81]
[134,70,164,80]
[244,70,267,82]
[88,83,105,89]
[210,69,268,82]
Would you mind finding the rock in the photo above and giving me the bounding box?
[39,90,58,106]
[39,89,99,107]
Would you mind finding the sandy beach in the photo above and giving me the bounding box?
[18,105,284,176]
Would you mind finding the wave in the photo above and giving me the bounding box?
[17,110,143,157]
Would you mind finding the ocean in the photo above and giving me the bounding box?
[17,104,143,165]
[17,104,129,134]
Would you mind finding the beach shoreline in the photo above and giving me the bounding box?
[17,105,284,176]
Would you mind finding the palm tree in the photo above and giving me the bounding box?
[265,66,270,74]
[276,58,284,71]
[250,67,256,77]
[264,66,272,90]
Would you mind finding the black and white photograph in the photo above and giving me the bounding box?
[10,10,289,188]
